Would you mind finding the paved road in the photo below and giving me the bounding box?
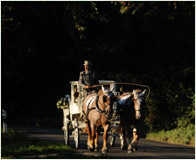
[10,125,195,159]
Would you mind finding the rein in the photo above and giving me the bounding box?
[90,82,151,100]
[95,95,105,113]
[97,96,111,112]
[96,96,112,120]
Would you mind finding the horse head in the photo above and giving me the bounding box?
[99,85,115,117]
[132,89,146,120]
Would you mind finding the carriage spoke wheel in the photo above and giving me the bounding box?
[64,120,69,145]
[74,119,80,149]
[109,135,116,147]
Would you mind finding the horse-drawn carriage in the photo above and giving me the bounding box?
[57,80,150,153]
[57,80,119,149]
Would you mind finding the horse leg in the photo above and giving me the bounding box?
[131,128,139,152]
[89,122,95,151]
[94,127,99,151]
[102,124,109,153]
[86,121,91,150]
[127,127,133,153]
[120,126,127,150]
[120,133,124,149]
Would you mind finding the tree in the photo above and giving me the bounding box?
[1,1,195,129]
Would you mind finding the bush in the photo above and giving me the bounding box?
[146,124,195,145]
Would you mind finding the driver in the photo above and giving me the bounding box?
[79,60,99,98]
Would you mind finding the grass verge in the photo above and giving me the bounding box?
[146,124,195,146]
[1,129,107,159]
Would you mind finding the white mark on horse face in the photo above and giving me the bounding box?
[133,90,140,100]
[135,111,141,119]
[133,90,145,119]
[134,99,141,119]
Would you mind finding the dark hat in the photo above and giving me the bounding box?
[83,60,92,66]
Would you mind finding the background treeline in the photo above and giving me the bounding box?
[2,2,195,134]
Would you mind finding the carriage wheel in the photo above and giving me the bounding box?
[109,135,116,147]
[64,122,69,145]
[74,119,80,149]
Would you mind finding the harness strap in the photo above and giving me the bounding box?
[86,107,96,116]
[96,96,112,122]
[95,95,105,114]
[83,96,97,120]
[84,95,111,122]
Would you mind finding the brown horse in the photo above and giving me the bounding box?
[83,85,115,153]
[118,89,147,153]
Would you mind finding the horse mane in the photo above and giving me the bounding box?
[119,92,132,99]
[133,89,142,93]
[118,92,133,106]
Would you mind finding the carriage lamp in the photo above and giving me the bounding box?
[2,110,7,119]
[2,110,8,134]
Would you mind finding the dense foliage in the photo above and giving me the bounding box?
[2,2,195,132]
[146,123,195,145]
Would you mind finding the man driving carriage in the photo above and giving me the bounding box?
[79,60,99,99]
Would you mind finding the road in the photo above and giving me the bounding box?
[10,125,195,159]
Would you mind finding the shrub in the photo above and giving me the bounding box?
[146,124,195,145]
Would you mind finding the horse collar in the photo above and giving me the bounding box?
[95,95,105,114]
[96,95,112,122]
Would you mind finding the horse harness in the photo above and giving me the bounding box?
[83,95,112,121]
[119,94,145,114]
[132,96,146,112]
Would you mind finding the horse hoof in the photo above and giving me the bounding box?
[94,147,99,152]
[87,145,94,151]
[102,149,108,154]
[102,150,107,154]
[127,149,133,153]
[133,148,137,152]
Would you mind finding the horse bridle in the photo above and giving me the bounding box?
[96,95,113,112]
[132,96,145,112]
